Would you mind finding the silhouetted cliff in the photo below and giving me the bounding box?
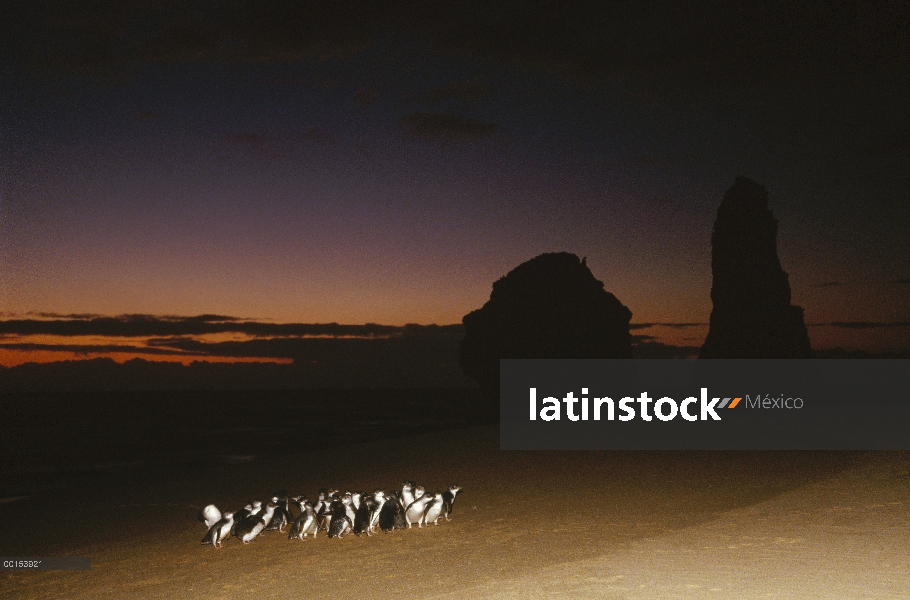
[700,177,812,358]
[460,252,633,399]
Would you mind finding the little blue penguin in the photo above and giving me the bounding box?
[231,503,254,535]
[379,491,406,532]
[405,492,434,528]
[368,490,386,533]
[353,492,373,536]
[413,485,426,502]
[342,492,356,525]
[422,493,445,526]
[237,502,276,544]
[400,481,416,509]
[266,493,294,532]
[202,511,234,548]
[327,499,353,538]
[238,500,264,536]
[317,490,338,531]
[441,485,462,521]
[288,499,319,540]
[313,489,328,514]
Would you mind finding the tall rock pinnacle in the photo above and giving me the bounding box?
[700,176,812,358]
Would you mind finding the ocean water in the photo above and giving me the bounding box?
[0,388,491,499]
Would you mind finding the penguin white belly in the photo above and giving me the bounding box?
[369,499,386,532]
[241,506,275,543]
[423,497,444,525]
[289,514,317,540]
[240,523,263,543]
[304,514,319,536]
[217,512,235,544]
[405,496,432,528]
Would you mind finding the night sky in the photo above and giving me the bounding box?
[2,1,909,365]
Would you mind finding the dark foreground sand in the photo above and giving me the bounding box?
[2,426,908,599]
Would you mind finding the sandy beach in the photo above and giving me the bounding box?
[2,425,908,599]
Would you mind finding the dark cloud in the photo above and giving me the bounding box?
[174,314,243,322]
[399,112,497,138]
[134,110,159,121]
[0,342,205,357]
[814,281,842,288]
[813,348,910,359]
[893,278,910,285]
[416,79,493,106]
[0,324,476,390]
[0,348,477,391]
[632,340,700,359]
[32,312,106,320]
[142,336,394,360]
[824,322,910,330]
[0,318,470,368]
[0,314,459,338]
[5,312,237,323]
[629,322,706,330]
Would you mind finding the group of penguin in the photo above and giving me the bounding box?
[201,482,463,548]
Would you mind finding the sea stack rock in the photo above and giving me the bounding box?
[459,252,633,399]
[700,177,812,358]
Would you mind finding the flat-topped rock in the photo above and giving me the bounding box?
[460,252,633,399]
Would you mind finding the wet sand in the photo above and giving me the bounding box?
[2,425,908,599]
